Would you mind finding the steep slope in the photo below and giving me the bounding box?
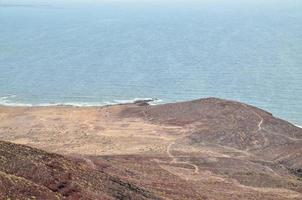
[0,141,161,200]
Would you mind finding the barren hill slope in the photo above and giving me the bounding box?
[1,98,302,199]
[0,141,161,200]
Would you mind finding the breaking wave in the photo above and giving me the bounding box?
[0,95,162,107]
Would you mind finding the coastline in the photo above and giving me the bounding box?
[1,97,301,129]
[0,97,162,107]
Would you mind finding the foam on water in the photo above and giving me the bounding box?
[0,95,162,107]
[0,94,301,128]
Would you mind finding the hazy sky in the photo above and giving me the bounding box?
[1,0,301,13]
[1,0,298,5]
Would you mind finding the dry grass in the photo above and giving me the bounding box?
[1,98,302,199]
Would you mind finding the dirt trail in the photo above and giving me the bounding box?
[242,104,268,147]
[152,131,199,178]
[142,107,199,174]
[242,104,264,132]
[153,104,266,177]
[166,136,199,174]
[246,105,302,143]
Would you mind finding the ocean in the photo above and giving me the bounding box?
[0,0,302,125]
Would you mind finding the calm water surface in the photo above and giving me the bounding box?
[0,0,302,125]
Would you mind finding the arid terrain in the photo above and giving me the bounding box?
[1,98,302,199]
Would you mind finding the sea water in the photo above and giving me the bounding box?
[0,0,302,125]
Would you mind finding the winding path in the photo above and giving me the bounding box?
[242,104,269,147]
[166,136,199,174]
[243,104,264,132]
[256,114,264,132]
[143,107,199,175]
[152,132,200,177]
[153,104,266,176]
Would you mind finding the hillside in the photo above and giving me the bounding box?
[0,141,160,200]
[0,98,302,199]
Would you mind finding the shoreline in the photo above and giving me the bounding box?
[1,96,302,129]
[1,99,301,129]
[0,97,162,108]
